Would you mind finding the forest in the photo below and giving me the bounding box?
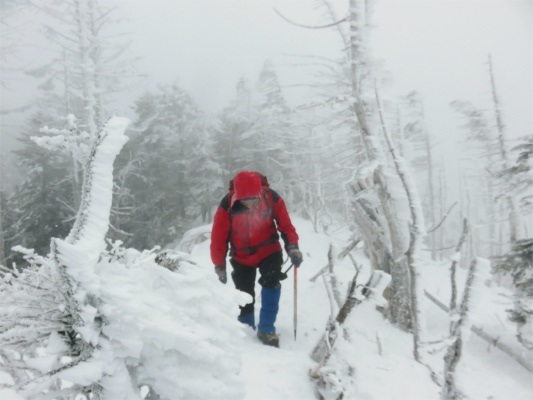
[0,0,531,399]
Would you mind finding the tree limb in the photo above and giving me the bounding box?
[427,202,458,233]
[273,7,346,29]
[424,290,533,373]
[450,218,469,311]
[309,239,360,282]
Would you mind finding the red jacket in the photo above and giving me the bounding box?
[210,189,299,267]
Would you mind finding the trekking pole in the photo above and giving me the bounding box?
[282,264,293,274]
[294,263,297,340]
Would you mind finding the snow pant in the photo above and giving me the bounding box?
[230,251,283,332]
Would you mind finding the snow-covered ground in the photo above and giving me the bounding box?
[2,217,531,399]
[189,217,532,400]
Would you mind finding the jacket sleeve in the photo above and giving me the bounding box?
[210,197,231,267]
[272,192,299,249]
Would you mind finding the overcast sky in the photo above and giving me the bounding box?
[1,0,532,170]
[111,0,532,139]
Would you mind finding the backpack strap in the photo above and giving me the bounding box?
[230,233,280,254]
[262,187,274,213]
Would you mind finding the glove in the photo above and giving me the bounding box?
[215,265,227,284]
[286,244,303,268]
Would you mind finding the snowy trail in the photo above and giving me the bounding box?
[190,217,533,400]
[189,218,335,399]
[3,218,531,399]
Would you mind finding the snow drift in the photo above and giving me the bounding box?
[0,116,248,399]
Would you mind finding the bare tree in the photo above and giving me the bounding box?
[441,258,478,400]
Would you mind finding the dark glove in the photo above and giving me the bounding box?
[215,265,227,284]
[286,244,303,267]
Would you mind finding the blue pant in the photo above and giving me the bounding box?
[231,252,283,332]
[258,285,281,333]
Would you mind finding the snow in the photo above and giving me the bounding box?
[2,217,532,399]
[186,217,532,400]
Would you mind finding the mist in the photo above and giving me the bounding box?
[1,1,532,398]
[2,0,531,185]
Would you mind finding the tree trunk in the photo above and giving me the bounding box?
[450,219,469,311]
[0,195,5,267]
[489,54,519,243]
[441,258,478,400]
[425,132,437,260]
[74,0,97,138]
[376,84,427,355]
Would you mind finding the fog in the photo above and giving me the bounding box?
[1,0,532,182]
[1,3,532,397]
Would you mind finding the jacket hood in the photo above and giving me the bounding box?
[231,171,262,207]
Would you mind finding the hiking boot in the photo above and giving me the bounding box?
[257,331,279,348]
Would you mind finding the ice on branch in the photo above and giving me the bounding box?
[34,114,92,165]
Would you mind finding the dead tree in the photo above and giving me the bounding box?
[441,258,478,400]
[310,269,390,399]
[309,239,361,282]
[277,0,421,332]
[489,54,520,243]
[376,83,427,360]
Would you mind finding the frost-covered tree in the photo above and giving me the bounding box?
[248,61,294,188]
[488,55,521,243]
[492,135,533,349]
[215,62,299,204]
[17,0,140,217]
[322,0,426,341]
[450,99,500,257]
[3,113,74,267]
[492,238,533,350]
[183,121,225,223]
[399,91,439,258]
[286,55,363,228]
[113,84,214,249]
[0,116,247,399]
[450,57,524,257]
[26,0,138,136]
[279,0,427,369]
[215,76,256,182]
[0,190,9,267]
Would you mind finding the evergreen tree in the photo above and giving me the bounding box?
[113,84,212,249]
[183,121,224,223]
[492,135,533,349]
[450,99,508,257]
[26,0,139,135]
[493,238,533,349]
[4,113,74,266]
[215,76,256,182]
[498,135,533,218]
[249,60,296,198]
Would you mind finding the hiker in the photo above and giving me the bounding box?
[210,171,303,347]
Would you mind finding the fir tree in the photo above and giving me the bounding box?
[113,84,211,249]
[492,135,533,349]
[4,113,74,267]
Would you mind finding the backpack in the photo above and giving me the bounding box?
[227,172,278,254]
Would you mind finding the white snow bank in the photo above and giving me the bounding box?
[2,117,250,400]
[85,250,249,400]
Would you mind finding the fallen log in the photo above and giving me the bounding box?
[424,290,533,373]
